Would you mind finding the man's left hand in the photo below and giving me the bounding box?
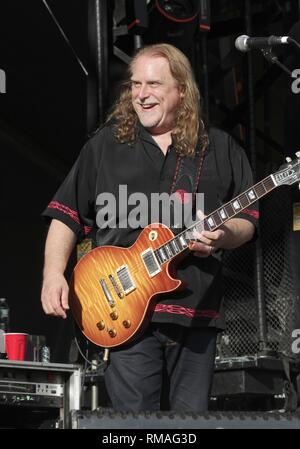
[189,228,225,257]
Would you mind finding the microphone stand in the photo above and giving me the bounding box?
[245,0,275,358]
[260,37,300,77]
[289,37,300,52]
[260,47,293,77]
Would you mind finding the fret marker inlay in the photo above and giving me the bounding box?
[232,200,241,210]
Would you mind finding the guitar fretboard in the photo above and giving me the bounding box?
[154,175,276,265]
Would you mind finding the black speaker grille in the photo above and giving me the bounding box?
[217,186,300,359]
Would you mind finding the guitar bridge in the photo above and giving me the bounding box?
[99,279,115,307]
[109,274,124,298]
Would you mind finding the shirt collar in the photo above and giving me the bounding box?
[137,122,158,146]
[137,122,175,150]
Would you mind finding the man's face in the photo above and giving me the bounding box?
[131,55,182,135]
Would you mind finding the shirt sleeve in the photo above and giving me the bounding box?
[42,140,98,240]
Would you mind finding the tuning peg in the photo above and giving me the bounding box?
[286,156,292,163]
[296,151,300,158]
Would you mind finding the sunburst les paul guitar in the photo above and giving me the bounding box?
[69,155,300,348]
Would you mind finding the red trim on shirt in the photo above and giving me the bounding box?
[48,201,92,235]
[48,201,80,224]
[154,304,220,319]
[243,209,260,219]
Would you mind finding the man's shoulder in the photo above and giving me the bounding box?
[80,124,117,159]
[208,126,244,155]
[87,123,114,146]
[208,126,231,145]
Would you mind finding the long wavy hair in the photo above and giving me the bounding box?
[106,43,208,156]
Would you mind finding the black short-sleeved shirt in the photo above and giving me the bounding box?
[42,124,258,330]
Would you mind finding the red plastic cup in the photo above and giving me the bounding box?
[4,333,28,361]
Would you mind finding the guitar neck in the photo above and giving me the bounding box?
[154,174,276,265]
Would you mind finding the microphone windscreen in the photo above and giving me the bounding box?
[235,35,249,52]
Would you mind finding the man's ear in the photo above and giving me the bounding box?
[178,84,185,98]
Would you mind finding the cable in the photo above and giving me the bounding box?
[289,37,300,52]
[42,0,88,76]
[74,334,94,366]
[70,319,93,366]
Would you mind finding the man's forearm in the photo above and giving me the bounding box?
[43,219,77,277]
[221,218,255,249]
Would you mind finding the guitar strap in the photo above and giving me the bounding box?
[169,138,208,233]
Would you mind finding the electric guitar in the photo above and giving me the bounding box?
[69,155,300,348]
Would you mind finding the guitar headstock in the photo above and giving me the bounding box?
[272,152,300,187]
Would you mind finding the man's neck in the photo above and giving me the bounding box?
[150,132,172,155]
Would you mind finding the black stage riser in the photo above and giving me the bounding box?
[71,410,300,429]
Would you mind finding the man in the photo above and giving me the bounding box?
[41,43,257,412]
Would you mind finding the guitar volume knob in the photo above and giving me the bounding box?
[108,328,117,338]
[123,320,131,328]
[96,321,105,330]
[110,311,118,320]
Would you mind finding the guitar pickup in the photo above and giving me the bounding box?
[99,279,115,307]
[116,265,135,295]
[141,248,161,277]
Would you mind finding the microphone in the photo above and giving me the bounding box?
[235,34,290,52]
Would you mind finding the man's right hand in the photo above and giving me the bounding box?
[41,272,70,319]
[41,219,76,319]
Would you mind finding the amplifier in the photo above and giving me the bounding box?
[0,380,64,408]
[0,360,81,428]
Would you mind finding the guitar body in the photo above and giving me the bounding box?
[69,223,181,348]
[69,155,300,349]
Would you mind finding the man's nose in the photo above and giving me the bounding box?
[138,84,150,99]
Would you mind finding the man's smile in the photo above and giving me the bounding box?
[137,103,159,111]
